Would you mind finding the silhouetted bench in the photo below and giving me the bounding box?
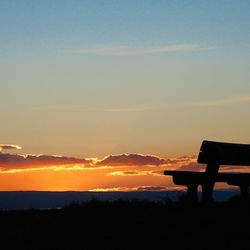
[164,140,250,202]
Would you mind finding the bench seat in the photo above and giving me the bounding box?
[165,170,250,185]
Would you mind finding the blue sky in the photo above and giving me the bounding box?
[1,0,250,54]
[1,0,250,158]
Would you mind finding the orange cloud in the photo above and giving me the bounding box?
[166,155,197,165]
[0,152,199,174]
[179,162,250,173]
[107,170,166,177]
[178,162,204,172]
[0,150,217,191]
[107,170,148,176]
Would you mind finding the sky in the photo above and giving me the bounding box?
[1,0,250,191]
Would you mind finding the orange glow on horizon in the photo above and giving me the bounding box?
[0,155,245,191]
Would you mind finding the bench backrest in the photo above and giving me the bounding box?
[198,140,250,175]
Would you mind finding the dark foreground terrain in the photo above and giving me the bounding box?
[0,197,250,250]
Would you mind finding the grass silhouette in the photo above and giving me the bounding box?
[0,197,249,249]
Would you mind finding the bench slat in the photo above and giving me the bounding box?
[198,140,250,166]
[164,170,250,185]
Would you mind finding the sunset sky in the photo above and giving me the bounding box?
[1,0,250,191]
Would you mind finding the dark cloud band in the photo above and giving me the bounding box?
[96,153,167,166]
[0,153,91,169]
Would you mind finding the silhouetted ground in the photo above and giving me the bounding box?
[0,196,250,250]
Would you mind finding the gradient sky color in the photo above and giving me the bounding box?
[1,1,250,191]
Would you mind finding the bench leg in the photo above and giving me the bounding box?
[240,185,249,200]
[187,184,198,202]
[202,182,214,203]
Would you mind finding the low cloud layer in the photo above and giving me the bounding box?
[0,147,198,173]
[0,143,199,176]
[136,186,172,191]
[0,153,91,169]
[179,161,250,173]
[179,162,204,172]
[0,143,241,191]
[88,185,179,192]
[107,170,166,177]
[193,94,250,106]
[97,154,167,167]
[67,44,202,56]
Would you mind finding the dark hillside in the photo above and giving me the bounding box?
[0,199,250,250]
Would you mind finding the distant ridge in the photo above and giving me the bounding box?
[0,190,240,210]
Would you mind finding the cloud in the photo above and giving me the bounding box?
[88,185,175,192]
[107,170,149,176]
[150,170,165,177]
[219,165,250,172]
[0,151,198,175]
[0,144,21,152]
[107,170,141,176]
[88,187,132,192]
[179,162,250,173]
[193,94,250,106]
[107,170,166,177]
[0,153,92,170]
[166,156,197,165]
[170,156,250,173]
[158,156,198,171]
[67,44,204,56]
[96,154,167,167]
[0,165,88,174]
[179,162,205,172]
[136,186,171,191]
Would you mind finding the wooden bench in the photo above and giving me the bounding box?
[164,140,250,202]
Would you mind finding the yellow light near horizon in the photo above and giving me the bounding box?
[0,162,235,191]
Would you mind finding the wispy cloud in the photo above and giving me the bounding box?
[179,162,250,173]
[0,165,87,174]
[107,170,150,177]
[194,94,250,106]
[107,170,167,177]
[67,44,205,56]
[104,107,147,113]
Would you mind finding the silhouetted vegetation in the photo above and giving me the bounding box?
[0,198,250,249]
